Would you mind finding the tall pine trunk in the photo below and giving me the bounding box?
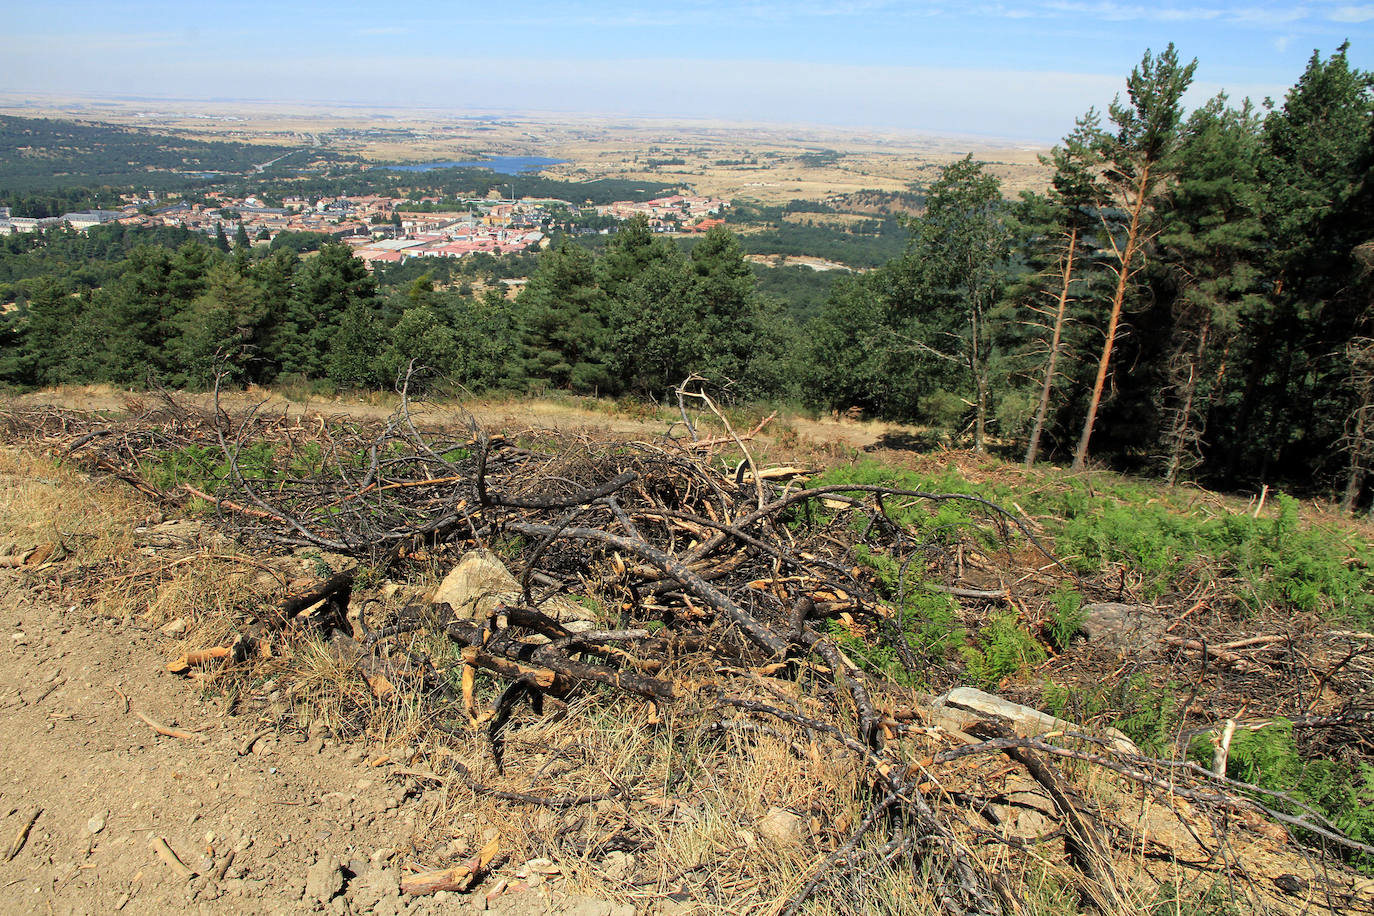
[970,303,987,453]
[1343,401,1371,514]
[1073,164,1151,471]
[1025,227,1078,467]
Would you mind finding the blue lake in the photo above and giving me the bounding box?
[378,156,567,175]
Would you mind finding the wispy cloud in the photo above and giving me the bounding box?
[1042,1,1302,24]
[1329,5,1374,21]
[1228,5,1311,26]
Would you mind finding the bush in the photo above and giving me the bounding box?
[1043,674,1178,756]
[1046,586,1084,650]
[1056,489,1374,623]
[1189,718,1374,871]
[960,613,1046,689]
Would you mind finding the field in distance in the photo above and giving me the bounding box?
[0,95,1051,204]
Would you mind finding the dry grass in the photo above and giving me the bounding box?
[404,681,873,914]
[0,447,139,562]
[1,445,267,638]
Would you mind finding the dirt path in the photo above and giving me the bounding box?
[0,570,417,914]
[0,572,632,915]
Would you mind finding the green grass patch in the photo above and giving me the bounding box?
[1043,674,1179,757]
[960,612,1046,690]
[810,460,1373,626]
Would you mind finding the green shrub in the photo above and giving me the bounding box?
[1046,586,1084,650]
[1043,674,1178,756]
[961,613,1045,690]
[1054,489,1373,624]
[143,440,277,495]
[829,543,963,688]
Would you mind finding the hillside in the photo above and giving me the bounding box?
[1,391,1370,915]
[0,115,307,193]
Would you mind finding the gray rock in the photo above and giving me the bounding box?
[558,899,635,916]
[994,778,1056,839]
[937,687,1068,736]
[1079,602,1164,650]
[433,550,523,620]
[350,864,402,914]
[600,850,634,880]
[934,686,1139,754]
[158,618,187,637]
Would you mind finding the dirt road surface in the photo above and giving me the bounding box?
[0,570,459,915]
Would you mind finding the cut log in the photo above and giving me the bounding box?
[167,646,231,675]
[401,836,499,895]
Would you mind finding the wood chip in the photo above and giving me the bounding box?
[148,836,195,879]
[166,647,231,675]
[401,836,499,895]
[6,808,40,861]
[135,710,202,741]
[238,727,274,755]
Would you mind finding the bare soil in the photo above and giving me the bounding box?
[0,571,423,914]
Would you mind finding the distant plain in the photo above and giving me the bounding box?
[0,95,1053,203]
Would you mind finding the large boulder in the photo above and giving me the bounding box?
[1078,602,1165,650]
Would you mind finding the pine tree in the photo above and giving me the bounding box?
[1021,112,1107,467]
[1152,96,1265,483]
[171,262,268,388]
[1223,44,1374,486]
[517,240,612,391]
[1073,44,1197,470]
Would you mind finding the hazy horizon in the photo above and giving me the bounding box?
[5,1,1372,142]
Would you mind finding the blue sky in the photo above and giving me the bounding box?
[4,1,1371,141]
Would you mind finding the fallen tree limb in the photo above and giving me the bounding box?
[401,836,500,895]
[5,808,40,861]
